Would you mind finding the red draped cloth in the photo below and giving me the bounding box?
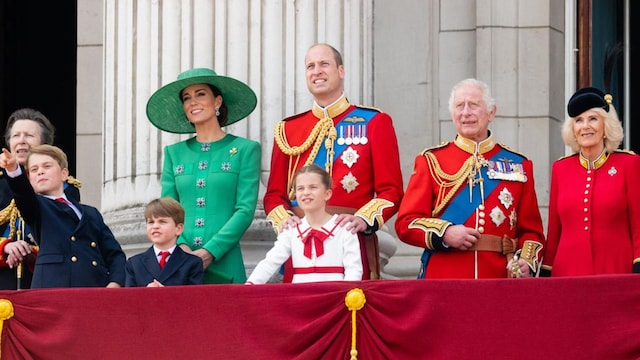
[1,275,639,359]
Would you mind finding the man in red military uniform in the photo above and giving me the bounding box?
[395,78,545,279]
[264,43,403,281]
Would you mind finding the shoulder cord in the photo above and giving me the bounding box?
[275,117,336,199]
[425,152,474,216]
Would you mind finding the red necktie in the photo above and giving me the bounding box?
[56,197,80,220]
[301,229,329,259]
[159,251,170,269]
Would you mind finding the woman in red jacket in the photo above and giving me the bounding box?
[541,87,640,276]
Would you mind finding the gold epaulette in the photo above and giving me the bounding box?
[556,152,578,161]
[420,142,450,156]
[0,200,17,226]
[497,143,531,160]
[614,149,637,155]
[281,110,311,122]
[67,176,82,189]
[353,104,383,113]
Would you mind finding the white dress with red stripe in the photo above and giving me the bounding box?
[247,215,362,284]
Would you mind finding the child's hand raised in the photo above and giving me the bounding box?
[0,148,18,172]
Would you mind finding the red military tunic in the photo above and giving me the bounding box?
[395,134,545,278]
[542,150,640,276]
[264,94,404,280]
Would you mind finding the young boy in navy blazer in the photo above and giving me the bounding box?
[125,197,203,287]
[0,145,126,288]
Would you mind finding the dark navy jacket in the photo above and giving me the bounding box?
[6,169,125,288]
[0,174,81,289]
[125,245,203,287]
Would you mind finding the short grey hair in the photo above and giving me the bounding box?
[448,78,496,116]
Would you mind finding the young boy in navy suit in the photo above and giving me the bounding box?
[125,197,203,287]
[0,145,126,288]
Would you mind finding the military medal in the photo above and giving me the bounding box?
[340,146,359,168]
[360,125,368,144]
[487,159,527,182]
[490,206,506,227]
[345,126,353,145]
[341,172,359,193]
[509,210,517,230]
[337,126,346,145]
[498,187,513,209]
[353,125,361,145]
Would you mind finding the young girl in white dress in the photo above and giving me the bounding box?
[246,164,362,284]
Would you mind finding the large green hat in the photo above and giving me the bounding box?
[146,68,257,134]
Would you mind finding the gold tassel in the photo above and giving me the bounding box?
[0,299,15,356]
[345,288,366,360]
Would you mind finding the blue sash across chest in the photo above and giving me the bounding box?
[439,147,524,224]
[312,107,377,168]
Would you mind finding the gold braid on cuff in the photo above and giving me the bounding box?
[519,240,544,273]
[355,199,393,228]
[408,218,452,250]
[266,205,292,234]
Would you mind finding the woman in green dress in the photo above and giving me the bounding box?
[146,68,260,284]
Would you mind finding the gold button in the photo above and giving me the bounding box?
[584,198,588,203]
[478,226,485,233]
[584,226,588,231]
[586,184,591,188]
[71,236,76,241]
[478,219,485,225]
[584,190,589,195]
[71,256,77,262]
[479,212,485,218]
[584,208,588,212]
[586,177,592,181]
[92,261,98,267]
[478,204,485,211]
[584,217,588,222]
[91,242,97,248]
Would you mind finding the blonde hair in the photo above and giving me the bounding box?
[561,105,624,153]
[27,144,68,169]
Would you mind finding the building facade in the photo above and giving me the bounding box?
[3,0,636,279]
